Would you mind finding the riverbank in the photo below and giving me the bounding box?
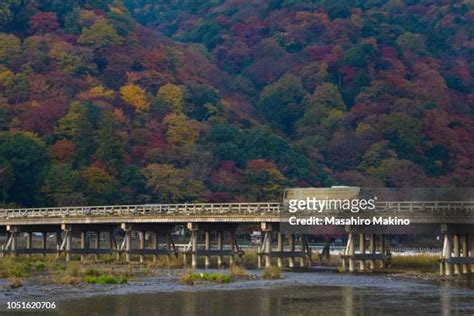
[1,266,473,315]
[0,252,471,297]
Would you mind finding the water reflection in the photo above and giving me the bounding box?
[40,285,472,315]
[5,276,474,316]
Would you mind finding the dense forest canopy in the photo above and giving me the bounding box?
[0,0,472,207]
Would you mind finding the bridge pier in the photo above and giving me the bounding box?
[60,224,72,262]
[80,232,86,261]
[261,223,273,268]
[462,235,468,274]
[139,231,145,263]
[182,223,241,268]
[42,232,47,257]
[2,225,62,257]
[259,223,309,269]
[288,234,295,268]
[471,235,474,273]
[217,231,223,266]
[440,225,474,276]
[369,234,375,270]
[341,230,388,273]
[359,234,366,272]
[95,231,101,262]
[152,232,158,262]
[204,231,211,267]
[187,223,199,268]
[119,224,177,263]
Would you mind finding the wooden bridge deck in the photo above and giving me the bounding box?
[0,201,473,225]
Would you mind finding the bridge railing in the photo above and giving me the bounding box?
[373,201,474,213]
[0,203,283,219]
[0,201,473,220]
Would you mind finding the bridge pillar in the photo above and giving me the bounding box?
[95,231,101,262]
[217,231,223,267]
[261,223,273,268]
[109,230,115,260]
[462,235,468,274]
[26,232,32,257]
[299,235,305,267]
[441,233,452,276]
[11,231,17,257]
[5,226,18,257]
[348,233,355,272]
[277,233,283,268]
[204,231,210,267]
[80,232,86,261]
[153,232,158,263]
[120,224,132,262]
[139,231,145,263]
[288,234,295,268]
[369,234,375,270]
[359,234,366,272]
[229,230,236,265]
[187,223,199,268]
[166,232,174,263]
[453,234,460,275]
[471,235,474,273]
[61,225,72,262]
[379,234,386,269]
[42,232,47,258]
[55,232,61,259]
[439,226,474,276]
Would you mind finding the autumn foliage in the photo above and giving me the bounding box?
[0,0,472,207]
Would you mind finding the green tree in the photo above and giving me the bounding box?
[55,102,95,166]
[0,1,21,29]
[96,111,125,170]
[0,132,48,206]
[0,33,22,67]
[157,83,184,112]
[379,113,423,157]
[297,82,346,139]
[243,159,285,200]
[78,18,123,50]
[42,163,85,206]
[142,163,206,203]
[80,166,116,204]
[396,32,426,55]
[258,74,307,133]
[163,113,200,146]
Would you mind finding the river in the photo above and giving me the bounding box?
[1,271,473,315]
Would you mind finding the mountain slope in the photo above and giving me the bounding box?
[0,0,472,207]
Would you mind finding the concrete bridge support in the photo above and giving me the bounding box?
[439,225,474,276]
[258,223,309,269]
[119,223,176,263]
[183,223,240,268]
[288,234,295,268]
[1,225,62,257]
[341,232,388,272]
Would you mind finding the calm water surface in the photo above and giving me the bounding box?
[2,272,473,315]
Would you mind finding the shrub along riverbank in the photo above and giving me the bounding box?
[0,252,444,289]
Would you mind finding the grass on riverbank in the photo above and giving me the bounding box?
[389,254,439,272]
[180,271,231,285]
[0,256,133,285]
[83,274,127,285]
[262,266,283,280]
[229,264,252,279]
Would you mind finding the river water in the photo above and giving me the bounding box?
[1,271,473,315]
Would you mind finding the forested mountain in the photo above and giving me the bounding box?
[0,0,472,207]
